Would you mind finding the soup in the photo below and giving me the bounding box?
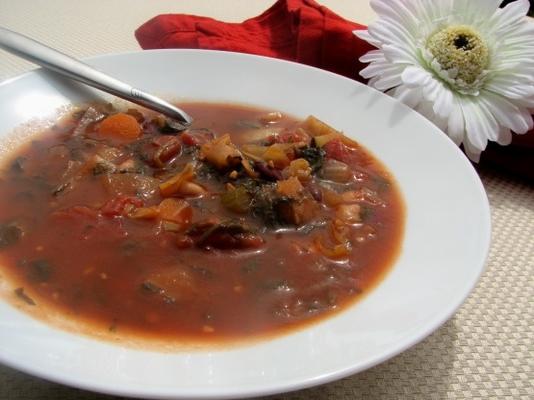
[0,103,404,343]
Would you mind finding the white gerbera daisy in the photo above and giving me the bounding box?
[355,0,534,161]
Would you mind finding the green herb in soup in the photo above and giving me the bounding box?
[0,103,404,342]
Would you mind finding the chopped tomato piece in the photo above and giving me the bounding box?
[323,139,363,165]
[101,196,143,217]
[275,128,311,144]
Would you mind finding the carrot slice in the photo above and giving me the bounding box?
[98,113,141,140]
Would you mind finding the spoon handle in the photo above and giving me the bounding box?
[0,27,192,128]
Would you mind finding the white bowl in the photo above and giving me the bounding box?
[0,50,490,399]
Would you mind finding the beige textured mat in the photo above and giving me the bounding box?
[0,1,532,399]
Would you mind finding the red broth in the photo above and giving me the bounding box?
[0,103,404,343]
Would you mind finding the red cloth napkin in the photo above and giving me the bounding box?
[135,0,375,82]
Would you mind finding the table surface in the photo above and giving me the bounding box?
[0,1,532,399]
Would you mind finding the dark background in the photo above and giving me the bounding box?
[501,0,533,15]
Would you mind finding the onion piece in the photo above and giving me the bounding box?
[159,163,195,197]
[320,159,352,183]
[336,204,361,224]
[314,237,351,259]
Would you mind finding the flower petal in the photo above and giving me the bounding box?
[368,19,415,50]
[496,127,513,146]
[353,30,381,47]
[359,50,385,63]
[370,0,420,34]
[432,84,454,120]
[463,139,482,163]
[488,0,530,37]
[374,72,404,91]
[447,99,465,146]
[453,0,502,24]
[360,62,389,79]
[392,86,423,109]
[382,44,418,64]
[416,101,448,131]
[480,91,534,133]
[461,99,489,151]
[485,75,534,100]
[401,66,432,88]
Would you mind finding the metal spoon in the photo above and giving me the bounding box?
[0,27,193,130]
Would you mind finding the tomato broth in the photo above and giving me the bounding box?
[0,103,404,343]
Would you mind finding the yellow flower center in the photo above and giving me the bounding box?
[426,25,489,84]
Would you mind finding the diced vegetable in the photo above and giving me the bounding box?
[320,159,352,183]
[98,113,141,140]
[330,220,350,244]
[314,237,351,259]
[301,115,340,137]
[162,221,182,232]
[129,206,159,220]
[241,143,297,169]
[200,134,242,170]
[285,158,311,181]
[297,146,325,172]
[322,188,343,207]
[158,198,193,225]
[129,199,192,229]
[323,139,370,166]
[276,177,304,198]
[159,163,195,197]
[262,144,292,168]
[275,197,320,226]
[250,185,283,227]
[177,181,206,197]
[101,195,144,217]
[314,133,339,148]
[302,115,360,148]
[336,204,361,224]
[274,128,311,144]
[221,186,251,213]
